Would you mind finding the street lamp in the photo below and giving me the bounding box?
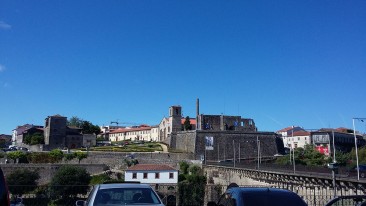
[291,128,296,174]
[352,117,366,181]
[257,136,261,169]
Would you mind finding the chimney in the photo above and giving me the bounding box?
[196,98,200,117]
[196,98,200,130]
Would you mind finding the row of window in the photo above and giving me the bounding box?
[132,172,174,179]
[111,130,154,137]
[284,137,307,141]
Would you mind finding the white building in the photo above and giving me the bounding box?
[276,126,306,148]
[125,164,178,184]
[284,131,311,149]
[109,125,159,142]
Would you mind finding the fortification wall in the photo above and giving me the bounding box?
[0,164,107,184]
[175,131,282,160]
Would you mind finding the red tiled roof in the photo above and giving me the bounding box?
[292,131,310,136]
[181,118,197,125]
[110,126,152,134]
[277,126,303,133]
[126,164,176,171]
[277,126,295,132]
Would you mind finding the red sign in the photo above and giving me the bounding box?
[316,145,329,156]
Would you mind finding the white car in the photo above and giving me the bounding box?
[76,183,164,206]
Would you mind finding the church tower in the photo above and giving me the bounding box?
[169,105,182,133]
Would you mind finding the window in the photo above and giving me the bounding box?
[132,173,137,179]
[155,172,160,179]
[169,172,174,179]
[143,173,148,179]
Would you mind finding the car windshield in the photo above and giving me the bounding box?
[94,187,161,205]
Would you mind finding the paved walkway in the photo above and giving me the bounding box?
[159,143,168,153]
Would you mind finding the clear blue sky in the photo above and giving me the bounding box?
[1,0,366,134]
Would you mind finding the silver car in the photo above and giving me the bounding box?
[76,183,164,206]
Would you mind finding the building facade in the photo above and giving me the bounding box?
[311,129,365,156]
[12,124,43,146]
[125,164,178,184]
[284,131,311,149]
[44,115,68,149]
[276,126,306,148]
[109,125,159,142]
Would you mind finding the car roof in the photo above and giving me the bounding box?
[227,187,300,197]
[97,183,152,189]
[226,187,307,206]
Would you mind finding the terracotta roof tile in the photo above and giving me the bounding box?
[110,126,152,134]
[181,118,197,125]
[126,164,177,171]
[292,131,310,136]
[277,126,295,132]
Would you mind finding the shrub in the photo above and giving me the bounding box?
[6,168,40,197]
[49,165,91,199]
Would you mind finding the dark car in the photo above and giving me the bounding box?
[0,167,10,206]
[346,165,366,178]
[208,186,307,206]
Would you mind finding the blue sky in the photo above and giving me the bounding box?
[1,0,366,134]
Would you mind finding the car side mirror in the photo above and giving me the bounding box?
[207,201,218,206]
[75,200,85,206]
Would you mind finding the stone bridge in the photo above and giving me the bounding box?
[204,164,366,205]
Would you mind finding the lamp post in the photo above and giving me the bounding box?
[257,136,260,170]
[233,140,236,168]
[352,117,366,181]
[291,128,296,174]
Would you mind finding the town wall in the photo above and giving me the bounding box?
[174,130,284,161]
[0,152,195,183]
[0,164,107,184]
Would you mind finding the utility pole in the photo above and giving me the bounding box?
[233,140,236,167]
[257,136,260,170]
[352,117,366,181]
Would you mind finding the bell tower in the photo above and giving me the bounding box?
[169,105,182,133]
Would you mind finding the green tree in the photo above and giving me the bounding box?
[30,132,45,145]
[334,151,350,166]
[179,161,190,175]
[302,145,327,166]
[49,149,64,163]
[350,146,366,165]
[178,163,206,206]
[49,165,91,199]
[68,116,101,135]
[28,152,53,163]
[75,151,88,164]
[276,145,327,166]
[64,153,76,162]
[6,168,40,197]
[81,121,101,135]
[24,132,45,145]
[6,151,27,163]
[183,116,192,131]
[67,116,83,128]
[188,165,201,175]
